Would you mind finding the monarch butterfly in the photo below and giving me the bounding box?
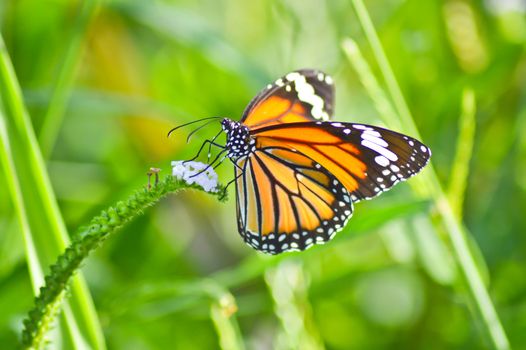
[181,69,431,254]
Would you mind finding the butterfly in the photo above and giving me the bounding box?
[198,69,431,254]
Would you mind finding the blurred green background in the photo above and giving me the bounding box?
[1,0,525,349]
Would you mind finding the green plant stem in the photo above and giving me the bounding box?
[21,175,227,348]
[350,0,420,138]
[39,0,100,157]
[206,282,245,350]
[0,34,105,349]
[346,2,510,348]
[265,261,324,350]
[448,89,476,219]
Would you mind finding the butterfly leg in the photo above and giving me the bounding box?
[212,154,229,170]
[224,170,243,192]
[188,149,228,178]
[184,137,225,164]
[208,149,228,169]
[206,130,224,163]
[227,156,244,171]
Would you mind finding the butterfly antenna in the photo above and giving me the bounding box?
[183,129,225,164]
[167,116,222,138]
[186,119,219,144]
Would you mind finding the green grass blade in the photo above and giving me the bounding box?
[448,88,476,219]
[210,302,244,350]
[349,0,420,138]
[341,38,429,198]
[38,0,100,157]
[266,261,324,350]
[206,284,245,350]
[344,2,511,348]
[0,107,42,292]
[0,35,106,348]
[340,38,402,130]
[410,215,457,285]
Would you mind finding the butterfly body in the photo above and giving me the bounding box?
[215,69,430,254]
[221,118,255,159]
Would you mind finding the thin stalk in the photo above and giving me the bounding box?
[341,38,428,198]
[20,175,227,348]
[350,0,420,138]
[39,0,100,157]
[206,283,245,350]
[0,34,105,349]
[265,261,324,350]
[345,2,510,349]
[448,88,476,219]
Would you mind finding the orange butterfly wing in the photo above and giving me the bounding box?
[252,122,431,201]
[240,69,334,130]
[227,70,431,254]
[235,146,353,254]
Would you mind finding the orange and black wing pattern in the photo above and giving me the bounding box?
[240,69,334,130]
[220,70,431,254]
[252,122,431,202]
[234,146,353,254]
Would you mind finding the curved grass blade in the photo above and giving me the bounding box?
[0,35,105,349]
[343,2,510,348]
[38,0,101,157]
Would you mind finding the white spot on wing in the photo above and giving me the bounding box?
[286,72,328,121]
[362,140,399,161]
[375,155,390,167]
[361,132,388,147]
[363,129,381,138]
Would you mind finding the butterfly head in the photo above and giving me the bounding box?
[221,118,255,159]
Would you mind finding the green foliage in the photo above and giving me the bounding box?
[0,33,104,348]
[346,1,508,347]
[1,0,525,349]
[21,176,227,348]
